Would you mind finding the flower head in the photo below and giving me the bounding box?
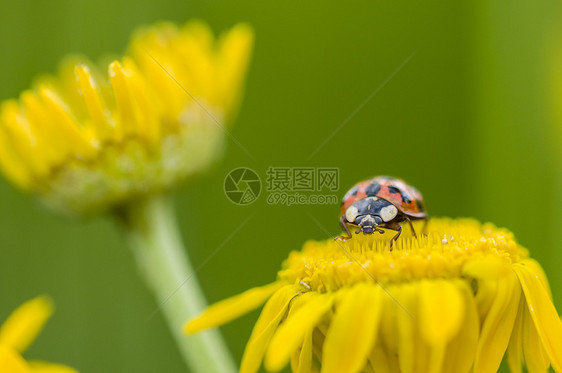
[0,21,253,215]
[185,218,562,373]
[0,296,77,373]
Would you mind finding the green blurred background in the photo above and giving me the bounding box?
[1,0,561,372]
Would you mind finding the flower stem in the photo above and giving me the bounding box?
[118,193,237,373]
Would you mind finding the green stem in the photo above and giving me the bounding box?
[118,193,237,373]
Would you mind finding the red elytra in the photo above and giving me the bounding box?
[341,176,426,217]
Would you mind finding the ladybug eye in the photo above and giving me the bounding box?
[345,205,359,223]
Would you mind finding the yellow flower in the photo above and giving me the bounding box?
[0,21,253,215]
[0,296,77,373]
[185,218,562,373]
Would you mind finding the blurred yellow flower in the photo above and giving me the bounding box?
[185,218,562,373]
[0,21,253,215]
[0,296,77,373]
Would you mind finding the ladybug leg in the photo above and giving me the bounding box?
[421,217,429,235]
[381,221,402,248]
[391,224,402,246]
[335,215,352,241]
[405,217,417,238]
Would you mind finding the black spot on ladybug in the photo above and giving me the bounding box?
[401,193,412,204]
[364,182,381,196]
[388,186,412,204]
[416,199,424,211]
[387,186,400,194]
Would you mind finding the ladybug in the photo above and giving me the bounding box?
[338,176,428,244]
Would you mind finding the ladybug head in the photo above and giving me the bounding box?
[345,197,399,234]
[355,214,383,234]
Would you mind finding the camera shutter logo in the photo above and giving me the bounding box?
[224,168,261,205]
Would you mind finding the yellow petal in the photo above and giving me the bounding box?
[419,280,464,346]
[108,61,138,137]
[74,64,114,141]
[265,292,332,371]
[0,346,30,373]
[20,90,64,168]
[362,360,376,373]
[184,282,283,334]
[1,99,50,177]
[215,23,254,120]
[462,256,511,280]
[367,344,395,373]
[395,284,428,373]
[291,328,317,373]
[473,271,521,373]
[521,302,550,373]
[177,21,214,102]
[472,278,498,328]
[182,20,214,51]
[0,296,53,353]
[419,280,464,373]
[28,361,78,373]
[322,284,382,373]
[0,124,32,189]
[507,296,524,373]
[311,321,327,363]
[240,285,300,373]
[18,88,95,171]
[441,281,479,373]
[129,28,185,121]
[507,297,526,373]
[514,261,562,372]
[37,86,97,158]
[121,58,160,148]
[519,258,552,299]
[54,56,97,120]
[373,286,401,373]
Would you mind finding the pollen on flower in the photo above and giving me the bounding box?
[184,218,562,373]
[0,21,254,215]
[276,219,523,293]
